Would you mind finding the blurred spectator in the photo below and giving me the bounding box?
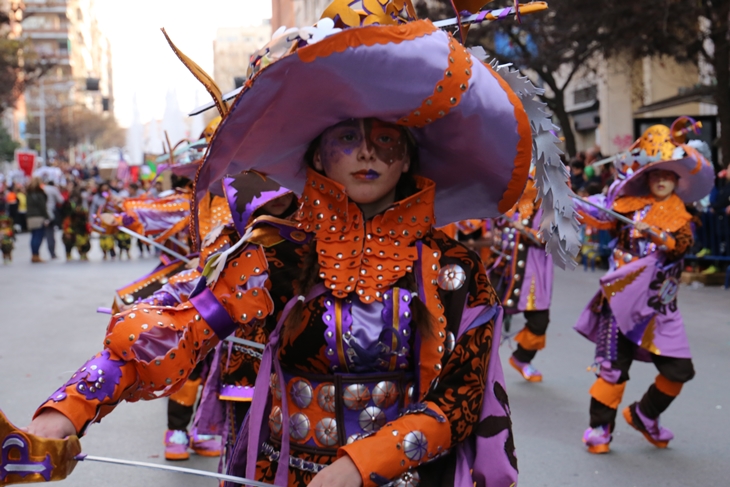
[570,159,586,191]
[710,169,730,215]
[6,184,18,229]
[16,185,27,232]
[149,180,163,197]
[89,181,111,216]
[128,182,144,197]
[26,177,49,263]
[43,181,64,260]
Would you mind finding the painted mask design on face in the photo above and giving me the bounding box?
[319,118,408,169]
[364,118,408,164]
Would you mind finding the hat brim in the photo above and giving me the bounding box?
[197,20,531,225]
[169,160,202,180]
[619,149,714,203]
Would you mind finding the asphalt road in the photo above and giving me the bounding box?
[1,232,728,486]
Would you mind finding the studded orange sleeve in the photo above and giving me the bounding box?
[34,244,275,435]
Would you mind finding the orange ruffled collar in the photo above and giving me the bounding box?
[297,169,435,303]
[612,193,690,233]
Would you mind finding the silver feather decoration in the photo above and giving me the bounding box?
[480,55,580,269]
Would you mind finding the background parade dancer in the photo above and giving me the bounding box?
[575,118,714,454]
[493,174,554,382]
[2,2,581,487]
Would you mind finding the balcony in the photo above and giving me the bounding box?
[23,29,70,40]
[24,0,68,15]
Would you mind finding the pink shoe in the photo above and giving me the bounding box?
[623,402,674,448]
[583,425,611,454]
[509,356,543,382]
[190,428,221,457]
[164,430,190,461]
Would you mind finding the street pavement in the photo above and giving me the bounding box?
[1,231,728,486]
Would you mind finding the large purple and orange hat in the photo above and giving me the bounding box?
[194,0,580,266]
[616,117,714,203]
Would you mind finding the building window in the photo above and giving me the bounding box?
[573,85,597,105]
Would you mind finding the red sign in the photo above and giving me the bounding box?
[16,150,37,177]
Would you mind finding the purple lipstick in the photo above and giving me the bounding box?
[353,169,380,180]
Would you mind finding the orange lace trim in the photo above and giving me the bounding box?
[198,194,232,239]
[297,169,435,303]
[612,193,690,233]
[504,178,539,220]
[486,62,533,214]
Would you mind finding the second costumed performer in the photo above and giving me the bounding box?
[576,120,714,454]
[22,1,580,487]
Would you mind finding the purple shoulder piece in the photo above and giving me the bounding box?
[223,175,292,237]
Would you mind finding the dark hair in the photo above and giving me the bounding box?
[283,125,434,341]
[585,182,602,196]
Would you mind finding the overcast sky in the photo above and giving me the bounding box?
[95,0,271,128]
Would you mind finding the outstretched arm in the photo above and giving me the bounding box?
[28,244,274,438]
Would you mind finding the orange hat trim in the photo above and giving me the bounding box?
[297,19,436,64]
[398,34,473,128]
[485,63,533,214]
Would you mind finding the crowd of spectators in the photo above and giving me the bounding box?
[0,163,161,263]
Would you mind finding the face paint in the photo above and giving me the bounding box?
[318,119,408,170]
[318,120,363,171]
[364,118,408,164]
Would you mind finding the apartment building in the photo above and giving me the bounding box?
[213,23,272,94]
[21,0,112,118]
[563,56,713,157]
[271,0,330,31]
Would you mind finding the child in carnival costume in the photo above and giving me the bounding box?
[17,2,581,487]
[575,118,714,454]
[61,191,91,261]
[114,231,132,260]
[0,214,14,263]
[492,174,554,382]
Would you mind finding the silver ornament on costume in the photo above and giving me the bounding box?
[291,380,313,408]
[358,406,386,432]
[317,383,336,413]
[343,384,371,410]
[373,381,399,408]
[437,264,466,291]
[314,418,339,447]
[268,406,283,436]
[347,433,364,444]
[270,373,282,400]
[289,412,311,441]
[445,332,455,353]
[393,471,421,487]
[402,431,428,461]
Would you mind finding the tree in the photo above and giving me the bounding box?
[0,123,18,162]
[416,0,702,159]
[25,105,125,160]
[605,1,730,169]
[0,8,54,116]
